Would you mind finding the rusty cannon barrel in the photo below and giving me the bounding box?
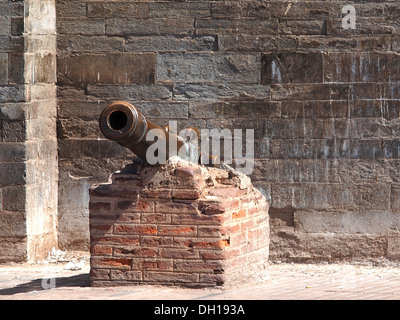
[99,101,210,165]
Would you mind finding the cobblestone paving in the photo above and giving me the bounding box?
[1,257,400,300]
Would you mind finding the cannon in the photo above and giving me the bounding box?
[99,101,218,166]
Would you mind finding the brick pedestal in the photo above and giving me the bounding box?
[89,158,269,288]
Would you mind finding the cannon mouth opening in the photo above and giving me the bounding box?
[108,110,128,131]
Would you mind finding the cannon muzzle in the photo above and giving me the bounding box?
[99,101,203,164]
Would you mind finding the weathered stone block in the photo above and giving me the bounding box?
[327,18,392,36]
[57,18,105,35]
[0,211,26,237]
[0,142,26,162]
[295,210,400,234]
[58,53,156,85]
[262,52,323,84]
[218,35,296,52]
[8,53,24,84]
[1,120,26,142]
[157,53,261,84]
[58,35,124,53]
[25,0,56,35]
[270,1,334,18]
[105,18,194,36]
[211,1,269,19]
[196,18,278,36]
[150,2,210,18]
[324,52,400,83]
[87,84,172,100]
[269,231,387,263]
[56,0,86,18]
[173,83,270,100]
[0,1,24,18]
[87,2,150,18]
[279,20,326,35]
[25,52,56,84]
[0,53,7,85]
[0,18,11,36]
[125,36,216,52]
[0,162,26,187]
[2,185,26,212]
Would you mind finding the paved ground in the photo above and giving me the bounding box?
[1,252,400,300]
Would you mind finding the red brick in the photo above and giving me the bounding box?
[89,201,111,211]
[141,213,171,224]
[117,213,141,223]
[114,247,158,257]
[117,200,153,212]
[92,235,140,245]
[141,260,172,270]
[224,248,241,259]
[90,268,110,280]
[91,244,113,256]
[200,250,225,260]
[156,200,199,214]
[174,260,224,273]
[232,209,246,220]
[174,237,230,249]
[230,232,247,246]
[160,248,199,259]
[90,212,122,220]
[199,274,225,285]
[247,206,265,216]
[248,226,267,240]
[221,222,241,234]
[174,166,202,178]
[197,226,222,237]
[241,219,255,230]
[143,271,198,283]
[114,224,157,235]
[171,213,227,225]
[90,223,113,236]
[140,189,171,199]
[90,185,139,199]
[199,199,240,214]
[208,187,241,198]
[158,225,197,236]
[171,189,201,200]
[110,270,142,281]
[140,236,174,247]
[91,258,132,268]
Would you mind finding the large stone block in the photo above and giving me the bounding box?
[150,2,210,18]
[0,53,7,85]
[58,53,156,85]
[125,36,216,53]
[196,18,278,36]
[57,35,124,53]
[324,52,400,83]
[261,52,323,84]
[157,53,261,84]
[105,18,194,36]
[211,1,269,19]
[57,18,105,35]
[87,84,172,100]
[87,2,150,18]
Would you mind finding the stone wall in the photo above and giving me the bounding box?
[56,0,400,264]
[0,0,58,263]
